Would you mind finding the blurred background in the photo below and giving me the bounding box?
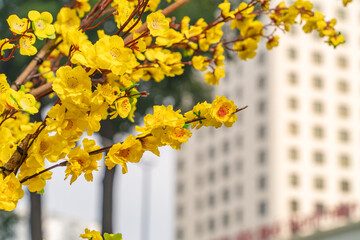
[1,0,360,240]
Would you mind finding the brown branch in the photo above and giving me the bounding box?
[20,161,68,184]
[89,105,248,155]
[123,0,193,45]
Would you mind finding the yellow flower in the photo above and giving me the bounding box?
[343,0,353,6]
[81,228,103,240]
[184,101,211,129]
[192,55,209,71]
[204,67,225,85]
[75,0,91,18]
[0,39,15,54]
[54,7,81,34]
[52,66,92,110]
[115,98,131,118]
[208,95,237,128]
[19,33,37,56]
[95,35,138,75]
[65,138,102,184]
[28,10,55,39]
[219,0,235,18]
[147,11,169,37]
[234,38,258,60]
[7,89,39,114]
[0,173,24,211]
[266,35,279,50]
[106,135,144,174]
[7,15,28,34]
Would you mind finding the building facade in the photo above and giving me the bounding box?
[175,1,360,239]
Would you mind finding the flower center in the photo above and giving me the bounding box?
[151,20,160,30]
[67,77,78,89]
[117,148,130,159]
[110,48,121,59]
[217,105,230,117]
[36,20,45,30]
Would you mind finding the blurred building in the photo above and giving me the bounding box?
[175,0,360,239]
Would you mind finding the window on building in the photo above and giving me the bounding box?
[223,164,230,178]
[312,76,323,89]
[289,174,299,187]
[288,47,297,60]
[312,51,323,64]
[314,177,325,190]
[177,182,184,194]
[314,202,325,214]
[288,97,298,110]
[258,100,266,114]
[313,151,324,164]
[338,104,349,118]
[236,135,243,147]
[208,169,216,183]
[337,80,348,93]
[258,52,265,65]
[195,175,203,187]
[222,213,230,228]
[338,129,350,142]
[336,8,346,20]
[258,75,266,89]
[223,141,229,154]
[223,188,230,202]
[258,150,267,165]
[340,180,351,193]
[337,56,348,69]
[313,101,324,114]
[177,228,184,240]
[258,201,267,216]
[313,126,324,139]
[289,147,299,161]
[289,122,299,136]
[290,200,299,213]
[208,193,216,207]
[339,154,350,168]
[258,175,267,190]
[177,159,184,172]
[288,72,298,85]
[177,205,184,217]
[258,125,266,139]
[208,218,216,231]
[209,146,215,159]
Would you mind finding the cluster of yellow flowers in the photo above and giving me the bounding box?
[0,0,351,237]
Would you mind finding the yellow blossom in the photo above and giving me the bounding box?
[106,135,144,174]
[147,11,169,37]
[81,228,103,240]
[28,10,55,39]
[19,33,37,56]
[7,15,28,34]
[0,173,24,211]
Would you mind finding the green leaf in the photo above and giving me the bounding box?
[183,123,190,128]
[47,33,56,39]
[20,85,25,93]
[103,233,122,240]
[9,94,22,110]
[37,189,45,195]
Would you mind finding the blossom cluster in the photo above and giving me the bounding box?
[0,0,351,238]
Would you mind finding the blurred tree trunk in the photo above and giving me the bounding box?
[30,192,42,240]
[100,119,116,235]
[30,104,43,240]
